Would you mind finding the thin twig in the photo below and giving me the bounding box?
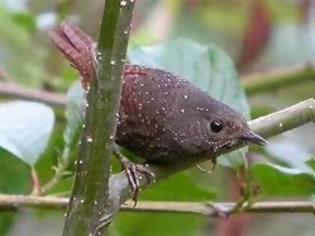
[30,167,42,196]
[41,161,69,195]
[0,81,66,107]
[243,62,315,95]
[0,195,313,215]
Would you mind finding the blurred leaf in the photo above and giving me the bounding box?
[0,150,31,234]
[250,105,276,119]
[114,213,204,236]
[261,24,315,67]
[0,0,27,12]
[305,158,315,172]
[11,12,36,33]
[0,212,14,236]
[266,138,313,174]
[0,8,48,87]
[113,172,212,235]
[63,81,85,161]
[218,150,246,169]
[140,171,216,201]
[62,67,80,82]
[0,101,55,166]
[130,39,249,169]
[35,124,67,188]
[249,163,315,197]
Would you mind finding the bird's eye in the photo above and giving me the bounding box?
[210,121,223,133]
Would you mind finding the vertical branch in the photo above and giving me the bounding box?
[62,1,135,236]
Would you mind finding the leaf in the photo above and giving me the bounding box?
[218,149,247,169]
[113,168,215,236]
[140,171,216,201]
[0,101,55,166]
[305,157,315,173]
[113,213,204,236]
[62,81,85,160]
[0,150,31,234]
[11,12,36,33]
[0,8,48,87]
[130,39,250,168]
[266,137,313,174]
[249,163,315,197]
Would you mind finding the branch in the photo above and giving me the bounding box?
[0,195,313,215]
[0,81,66,107]
[62,1,135,236]
[243,62,315,95]
[108,98,315,205]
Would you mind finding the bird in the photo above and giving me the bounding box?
[50,23,267,201]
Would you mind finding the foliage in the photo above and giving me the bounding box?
[0,0,314,235]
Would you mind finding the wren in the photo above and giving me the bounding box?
[50,24,267,199]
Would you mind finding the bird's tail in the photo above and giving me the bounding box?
[49,23,96,89]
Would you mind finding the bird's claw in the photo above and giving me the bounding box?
[116,153,155,206]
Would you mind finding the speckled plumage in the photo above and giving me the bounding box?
[116,65,250,163]
[51,24,266,165]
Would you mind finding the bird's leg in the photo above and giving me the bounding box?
[113,150,156,206]
[210,157,217,172]
[232,186,261,214]
[229,172,261,214]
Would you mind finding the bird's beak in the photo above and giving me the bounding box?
[241,131,268,146]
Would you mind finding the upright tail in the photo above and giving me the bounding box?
[49,23,96,89]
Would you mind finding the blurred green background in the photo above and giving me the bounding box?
[0,0,314,235]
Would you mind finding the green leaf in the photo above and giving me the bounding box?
[63,81,85,161]
[305,158,315,172]
[0,150,31,234]
[113,213,204,236]
[0,101,55,166]
[249,163,315,197]
[0,8,48,87]
[130,39,250,168]
[11,12,36,33]
[141,171,216,201]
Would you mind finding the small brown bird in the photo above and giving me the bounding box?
[51,23,267,200]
